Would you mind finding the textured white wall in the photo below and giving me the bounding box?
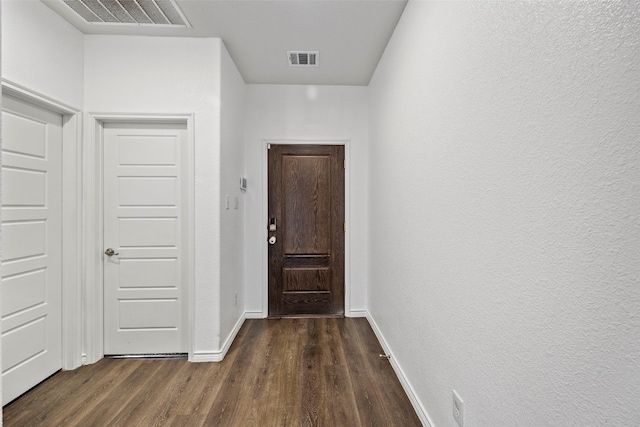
[243,85,369,316]
[0,2,3,419]
[368,1,640,426]
[219,43,246,344]
[84,35,223,353]
[1,0,84,108]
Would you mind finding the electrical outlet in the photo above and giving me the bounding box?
[453,390,464,427]
[234,196,239,209]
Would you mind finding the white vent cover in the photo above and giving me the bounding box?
[288,51,319,66]
[61,0,190,27]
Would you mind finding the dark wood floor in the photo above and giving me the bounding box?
[3,317,421,426]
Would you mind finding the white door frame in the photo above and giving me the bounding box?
[1,79,83,370]
[84,113,195,363]
[262,139,352,317]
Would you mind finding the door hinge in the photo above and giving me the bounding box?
[344,221,346,232]
[344,159,346,169]
[267,143,271,149]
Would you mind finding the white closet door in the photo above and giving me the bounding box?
[103,123,187,355]
[1,95,63,404]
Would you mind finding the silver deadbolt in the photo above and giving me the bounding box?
[105,248,119,256]
[268,236,276,245]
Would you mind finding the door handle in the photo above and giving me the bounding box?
[105,248,119,256]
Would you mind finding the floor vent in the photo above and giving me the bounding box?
[61,0,190,27]
[288,51,319,66]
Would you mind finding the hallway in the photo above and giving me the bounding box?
[2,1,638,425]
[3,318,420,426]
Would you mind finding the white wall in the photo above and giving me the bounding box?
[1,0,84,389]
[243,85,369,316]
[84,35,223,354]
[368,1,640,426]
[219,43,246,346]
[0,2,3,419]
[1,0,84,108]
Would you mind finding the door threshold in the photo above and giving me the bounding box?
[105,353,187,360]
[267,314,345,319]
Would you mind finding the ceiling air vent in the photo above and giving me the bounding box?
[61,0,190,27]
[288,51,319,66]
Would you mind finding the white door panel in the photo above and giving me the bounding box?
[117,136,178,166]
[2,109,47,157]
[1,95,63,404]
[118,177,178,206]
[118,217,178,247]
[1,269,46,317]
[3,168,46,206]
[2,221,47,260]
[103,123,187,355]
[118,258,179,288]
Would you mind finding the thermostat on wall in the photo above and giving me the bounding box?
[240,177,247,191]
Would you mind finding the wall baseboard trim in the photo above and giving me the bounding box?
[347,309,368,318]
[191,313,247,362]
[244,311,265,319]
[190,351,221,363]
[365,311,435,427]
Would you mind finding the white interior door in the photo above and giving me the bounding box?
[1,95,63,404]
[103,122,187,355]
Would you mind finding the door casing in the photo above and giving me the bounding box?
[84,113,195,363]
[262,139,352,317]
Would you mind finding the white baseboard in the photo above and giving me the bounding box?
[245,310,367,319]
[347,309,368,318]
[365,311,435,427]
[191,313,247,362]
[244,310,265,319]
[190,351,221,363]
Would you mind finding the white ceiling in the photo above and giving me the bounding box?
[43,0,408,86]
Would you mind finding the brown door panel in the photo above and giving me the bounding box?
[268,144,345,316]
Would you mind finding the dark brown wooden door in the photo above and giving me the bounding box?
[268,144,345,316]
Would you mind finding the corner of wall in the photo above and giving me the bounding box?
[365,311,435,427]
[218,40,248,351]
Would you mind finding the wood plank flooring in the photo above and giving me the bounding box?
[3,318,421,426]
